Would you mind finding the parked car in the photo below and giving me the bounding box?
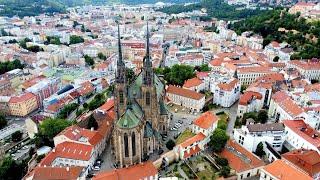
[158,149,164,155]
[178,120,183,124]
[92,166,100,171]
[174,132,181,139]
[143,155,149,161]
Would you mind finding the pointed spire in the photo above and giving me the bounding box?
[116,22,126,84]
[117,22,123,66]
[143,20,152,68]
[233,70,238,79]
[146,21,150,62]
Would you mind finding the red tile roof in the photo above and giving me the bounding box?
[57,125,103,146]
[263,160,312,180]
[183,145,201,159]
[283,120,320,149]
[93,161,158,180]
[40,142,93,166]
[290,60,320,70]
[179,132,206,148]
[9,92,37,103]
[278,98,304,117]
[77,81,94,96]
[217,79,238,91]
[167,85,205,100]
[282,149,320,177]
[193,111,218,129]
[239,91,262,105]
[183,77,203,88]
[25,166,83,180]
[220,140,265,173]
[272,91,290,103]
[196,71,209,79]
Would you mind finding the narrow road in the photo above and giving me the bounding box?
[211,101,239,137]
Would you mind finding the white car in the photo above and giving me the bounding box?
[93,166,100,171]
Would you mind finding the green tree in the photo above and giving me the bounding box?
[57,103,79,119]
[209,128,229,152]
[273,56,279,62]
[84,55,94,66]
[69,35,84,44]
[255,142,265,157]
[217,120,227,130]
[27,45,43,53]
[39,118,72,139]
[0,157,26,180]
[242,111,257,124]
[0,113,7,129]
[216,157,228,166]
[166,64,195,85]
[87,115,98,130]
[220,165,231,178]
[11,131,23,142]
[166,139,176,150]
[257,110,268,124]
[199,64,211,72]
[98,52,107,60]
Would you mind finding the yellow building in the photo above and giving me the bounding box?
[9,92,38,117]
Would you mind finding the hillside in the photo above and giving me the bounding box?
[0,0,66,17]
[157,0,269,20]
[230,10,320,59]
[0,0,198,17]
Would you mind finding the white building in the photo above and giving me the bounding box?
[192,111,218,144]
[166,85,205,112]
[288,60,320,81]
[237,91,263,118]
[182,77,205,92]
[174,132,206,160]
[212,78,240,107]
[283,120,320,154]
[233,123,285,152]
[237,67,274,86]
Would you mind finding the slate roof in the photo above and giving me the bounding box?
[247,123,284,132]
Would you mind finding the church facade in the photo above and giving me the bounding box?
[112,23,170,168]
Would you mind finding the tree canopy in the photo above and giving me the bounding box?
[0,156,26,180]
[157,0,269,20]
[84,55,94,66]
[255,142,266,157]
[155,64,195,86]
[166,139,176,150]
[69,35,84,45]
[0,59,25,75]
[57,103,79,119]
[0,113,7,129]
[11,131,23,142]
[39,118,72,139]
[209,128,229,152]
[98,52,107,60]
[230,10,320,59]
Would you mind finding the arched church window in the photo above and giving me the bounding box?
[124,133,129,157]
[132,132,136,156]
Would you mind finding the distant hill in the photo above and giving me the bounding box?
[0,0,66,17]
[0,0,197,17]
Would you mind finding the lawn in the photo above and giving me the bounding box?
[218,113,229,122]
[176,129,196,144]
[189,156,218,180]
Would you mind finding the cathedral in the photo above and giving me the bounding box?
[112,23,170,168]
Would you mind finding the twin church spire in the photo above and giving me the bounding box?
[116,21,153,85]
